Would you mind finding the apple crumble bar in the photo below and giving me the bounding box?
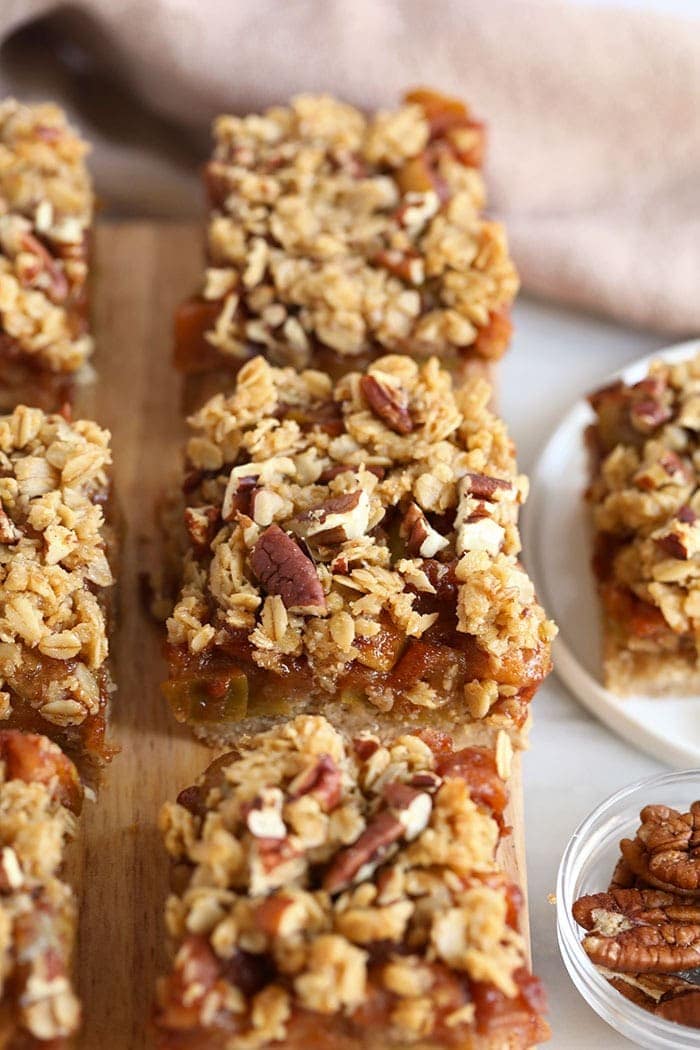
[0,730,83,1047]
[0,99,93,411]
[587,353,700,695]
[174,89,518,390]
[165,354,555,747]
[0,405,115,774]
[154,715,549,1050]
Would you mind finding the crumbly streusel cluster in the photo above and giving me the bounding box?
[200,92,518,365]
[0,405,113,729]
[155,715,540,1048]
[0,100,93,372]
[0,731,82,1044]
[168,354,555,720]
[588,354,700,657]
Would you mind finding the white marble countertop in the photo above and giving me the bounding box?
[502,297,686,1050]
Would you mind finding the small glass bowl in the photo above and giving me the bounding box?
[557,768,700,1050]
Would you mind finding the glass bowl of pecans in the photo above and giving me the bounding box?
[557,769,700,1049]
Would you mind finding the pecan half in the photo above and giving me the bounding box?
[293,490,370,545]
[656,989,700,1026]
[574,887,700,973]
[573,888,697,930]
[360,374,413,435]
[400,502,448,558]
[323,810,404,893]
[583,923,700,974]
[250,524,327,615]
[621,802,700,895]
[288,754,342,811]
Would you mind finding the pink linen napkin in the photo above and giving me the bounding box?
[2,0,699,336]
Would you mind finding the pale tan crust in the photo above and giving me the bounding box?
[198,92,517,367]
[154,715,549,1050]
[0,99,94,375]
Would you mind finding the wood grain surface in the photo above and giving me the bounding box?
[63,221,529,1049]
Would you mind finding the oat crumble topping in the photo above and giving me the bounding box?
[0,405,113,732]
[155,715,546,1048]
[0,100,93,373]
[198,91,518,367]
[0,731,82,1044]
[587,354,700,690]
[167,355,555,736]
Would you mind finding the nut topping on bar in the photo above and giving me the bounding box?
[186,91,518,370]
[0,100,94,376]
[587,353,700,694]
[0,731,82,1044]
[251,524,327,615]
[166,355,555,743]
[155,716,548,1049]
[0,405,114,763]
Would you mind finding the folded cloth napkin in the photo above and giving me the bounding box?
[2,0,699,336]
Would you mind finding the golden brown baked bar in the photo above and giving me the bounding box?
[153,715,549,1050]
[0,730,82,1048]
[0,100,93,411]
[164,354,555,748]
[0,405,115,775]
[174,89,518,396]
[587,353,700,695]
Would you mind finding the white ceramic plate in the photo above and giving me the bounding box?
[523,338,700,768]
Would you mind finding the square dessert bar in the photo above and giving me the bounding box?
[0,405,115,774]
[0,730,83,1047]
[175,89,518,386]
[165,354,555,747]
[0,100,93,410]
[587,353,700,695]
[154,715,549,1050]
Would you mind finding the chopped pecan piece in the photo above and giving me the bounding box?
[360,374,414,435]
[184,505,220,552]
[373,248,424,285]
[0,508,21,544]
[323,809,404,893]
[400,502,448,558]
[655,530,691,560]
[293,490,370,545]
[288,754,342,811]
[382,781,433,838]
[250,524,327,615]
[462,472,512,501]
[246,787,287,840]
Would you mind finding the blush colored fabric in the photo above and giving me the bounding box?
[2,0,698,335]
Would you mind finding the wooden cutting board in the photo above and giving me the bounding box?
[64,221,529,1049]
